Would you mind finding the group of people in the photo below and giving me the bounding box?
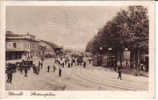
[6,54,124,85]
[5,59,44,84]
[46,56,89,77]
[6,63,16,83]
[5,55,90,84]
[54,56,88,68]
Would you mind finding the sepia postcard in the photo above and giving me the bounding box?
[0,0,156,99]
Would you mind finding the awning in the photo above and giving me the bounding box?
[6,49,29,52]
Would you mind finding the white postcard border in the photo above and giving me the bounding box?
[0,1,155,99]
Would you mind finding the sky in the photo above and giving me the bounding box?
[6,6,126,51]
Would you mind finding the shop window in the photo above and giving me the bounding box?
[13,43,16,48]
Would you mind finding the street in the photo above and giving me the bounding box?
[6,58,148,91]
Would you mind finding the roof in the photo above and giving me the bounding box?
[6,37,38,42]
[6,31,37,42]
[6,31,22,37]
[6,31,35,37]
[6,49,29,52]
[39,40,59,49]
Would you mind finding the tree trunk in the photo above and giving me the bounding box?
[135,48,140,70]
[137,49,141,70]
[130,50,134,69]
[133,49,136,69]
[114,49,118,71]
[120,50,123,68]
[131,49,137,68]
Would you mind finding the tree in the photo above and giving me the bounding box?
[86,6,149,69]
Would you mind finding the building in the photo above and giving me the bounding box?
[38,40,56,58]
[6,31,42,61]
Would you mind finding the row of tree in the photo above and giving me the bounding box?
[86,6,149,71]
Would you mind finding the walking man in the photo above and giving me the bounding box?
[68,62,71,68]
[32,65,36,74]
[83,61,86,68]
[6,68,13,83]
[40,61,43,69]
[8,72,13,83]
[47,65,50,72]
[38,61,41,68]
[59,68,62,77]
[24,67,28,77]
[117,66,122,80]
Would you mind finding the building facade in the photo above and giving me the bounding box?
[6,31,42,61]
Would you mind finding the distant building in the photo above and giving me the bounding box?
[6,31,42,61]
[54,47,64,56]
[38,40,56,58]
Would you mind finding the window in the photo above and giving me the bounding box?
[13,43,16,48]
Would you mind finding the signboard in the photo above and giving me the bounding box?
[123,50,130,67]
[123,50,130,60]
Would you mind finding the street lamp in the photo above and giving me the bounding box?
[125,48,128,51]
[99,47,103,51]
[108,48,112,51]
[108,48,112,67]
[99,47,103,66]
[124,48,129,68]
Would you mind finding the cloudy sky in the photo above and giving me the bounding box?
[7,6,126,50]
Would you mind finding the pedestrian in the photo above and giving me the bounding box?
[47,65,50,72]
[68,62,71,68]
[61,58,64,68]
[24,67,28,77]
[7,71,13,83]
[72,58,75,65]
[62,63,64,68]
[83,61,86,68]
[37,65,40,74]
[59,68,62,77]
[41,61,44,69]
[71,60,73,67]
[53,65,56,72]
[35,66,39,75]
[38,61,41,68]
[117,66,122,80]
[19,62,23,74]
[140,63,144,71]
[32,65,36,74]
[6,66,13,83]
[88,59,91,64]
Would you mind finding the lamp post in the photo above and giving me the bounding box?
[108,48,112,51]
[99,47,103,52]
[125,48,128,51]
[99,47,103,66]
[108,48,112,67]
[124,48,129,68]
